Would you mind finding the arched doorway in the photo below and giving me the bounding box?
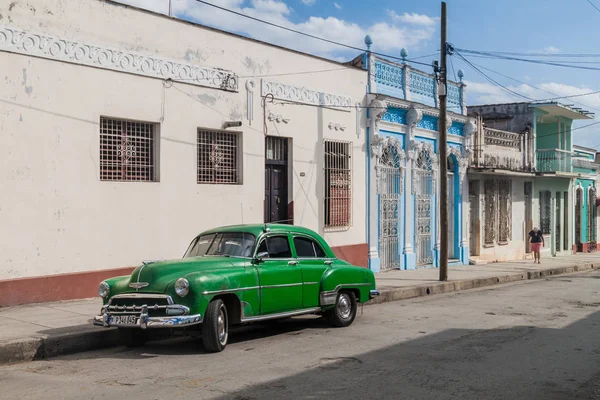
[576,187,583,252]
[447,155,458,259]
[415,148,434,266]
[378,142,403,270]
[588,186,597,252]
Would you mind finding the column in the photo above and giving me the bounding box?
[459,163,469,263]
[403,107,422,270]
[367,99,387,272]
[433,161,441,267]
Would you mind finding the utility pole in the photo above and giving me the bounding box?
[439,1,449,281]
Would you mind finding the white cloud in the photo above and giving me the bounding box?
[539,46,560,54]
[334,2,342,9]
[302,0,316,5]
[465,80,600,147]
[114,0,436,57]
[387,10,438,26]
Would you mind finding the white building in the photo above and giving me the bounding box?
[0,0,368,305]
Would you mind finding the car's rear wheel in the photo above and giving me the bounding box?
[118,328,147,347]
[202,299,229,352]
[325,291,357,327]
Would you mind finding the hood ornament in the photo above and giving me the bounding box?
[129,282,149,290]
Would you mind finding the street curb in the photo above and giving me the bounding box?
[0,263,598,365]
[369,263,599,306]
[0,328,120,366]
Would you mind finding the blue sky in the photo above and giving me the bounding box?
[119,0,600,147]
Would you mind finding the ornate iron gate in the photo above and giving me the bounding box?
[576,188,582,252]
[589,187,597,252]
[415,150,433,266]
[378,144,402,270]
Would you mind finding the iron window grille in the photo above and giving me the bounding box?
[99,117,158,182]
[197,129,241,184]
[324,140,352,229]
[540,191,552,235]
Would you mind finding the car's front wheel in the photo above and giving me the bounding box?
[325,291,357,327]
[202,299,229,352]
[118,328,147,347]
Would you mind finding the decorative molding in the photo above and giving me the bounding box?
[368,52,376,93]
[410,141,437,194]
[0,26,239,92]
[406,105,423,143]
[381,108,407,125]
[246,79,255,125]
[261,79,351,111]
[369,98,388,131]
[375,135,406,194]
[445,116,453,133]
[328,122,347,131]
[268,112,289,124]
[463,119,477,139]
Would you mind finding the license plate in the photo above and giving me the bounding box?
[112,315,138,325]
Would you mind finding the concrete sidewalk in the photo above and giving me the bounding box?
[1,254,599,365]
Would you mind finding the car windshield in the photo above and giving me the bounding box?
[184,232,256,258]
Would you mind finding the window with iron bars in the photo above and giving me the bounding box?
[324,140,352,229]
[483,179,512,245]
[99,117,158,182]
[197,129,241,184]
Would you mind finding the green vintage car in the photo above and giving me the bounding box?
[94,224,379,352]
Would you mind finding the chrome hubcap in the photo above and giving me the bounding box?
[217,306,228,344]
[337,294,351,319]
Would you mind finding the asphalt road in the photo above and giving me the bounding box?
[2,270,600,400]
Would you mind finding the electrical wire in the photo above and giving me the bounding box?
[193,0,434,68]
[457,56,600,114]
[455,51,535,101]
[586,0,600,14]
[456,48,600,72]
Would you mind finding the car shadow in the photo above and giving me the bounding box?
[55,315,331,360]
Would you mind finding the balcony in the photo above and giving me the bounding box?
[536,149,573,173]
[367,55,466,115]
[471,126,532,172]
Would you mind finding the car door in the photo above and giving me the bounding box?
[292,234,333,308]
[255,234,303,315]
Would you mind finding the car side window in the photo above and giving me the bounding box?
[258,236,292,259]
[294,237,326,258]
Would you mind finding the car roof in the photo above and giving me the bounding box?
[197,224,320,237]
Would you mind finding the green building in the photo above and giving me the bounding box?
[468,102,597,261]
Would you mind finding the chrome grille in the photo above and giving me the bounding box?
[105,294,172,315]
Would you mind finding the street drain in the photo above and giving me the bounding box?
[426,288,431,295]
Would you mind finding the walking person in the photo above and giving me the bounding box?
[529,228,544,264]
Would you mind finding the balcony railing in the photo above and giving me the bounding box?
[471,126,532,172]
[536,149,573,173]
[572,156,600,171]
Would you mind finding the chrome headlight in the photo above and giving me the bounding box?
[175,278,190,297]
[98,281,110,299]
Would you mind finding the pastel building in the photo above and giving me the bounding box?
[350,37,475,272]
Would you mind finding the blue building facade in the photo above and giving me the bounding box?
[354,39,476,272]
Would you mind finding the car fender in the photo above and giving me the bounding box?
[319,266,375,305]
[168,267,260,321]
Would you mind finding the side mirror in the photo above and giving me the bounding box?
[252,252,269,264]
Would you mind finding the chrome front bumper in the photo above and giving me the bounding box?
[94,302,202,329]
[369,289,380,299]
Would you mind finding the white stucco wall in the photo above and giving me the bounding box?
[0,0,367,279]
[476,177,530,262]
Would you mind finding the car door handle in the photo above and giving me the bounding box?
[324,260,333,265]
[288,261,298,266]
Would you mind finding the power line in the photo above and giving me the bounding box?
[458,56,600,113]
[455,51,534,101]
[586,0,600,14]
[193,0,433,68]
[456,48,600,72]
